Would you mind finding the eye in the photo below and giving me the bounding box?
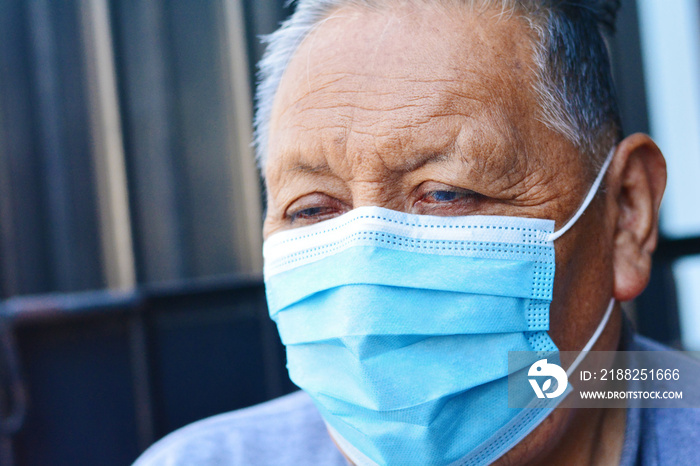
[425,190,461,202]
[421,188,481,204]
[289,206,335,223]
[414,183,486,215]
[285,193,348,225]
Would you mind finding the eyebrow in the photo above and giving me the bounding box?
[285,151,452,176]
[286,162,332,175]
[396,151,451,173]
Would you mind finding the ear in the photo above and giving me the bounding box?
[609,133,667,302]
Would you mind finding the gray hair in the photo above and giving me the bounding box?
[253,0,622,174]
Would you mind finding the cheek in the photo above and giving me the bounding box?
[262,217,278,240]
[548,204,615,352]
[262,192,289,239]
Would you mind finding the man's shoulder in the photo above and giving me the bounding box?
[133,391,346,466]
[629,333,700,465]
[643,406,700,465]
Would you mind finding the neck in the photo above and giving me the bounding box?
[536,406,626,466]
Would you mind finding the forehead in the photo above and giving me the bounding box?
[266,3,545,174]
[264,2,585,202]
[274,4,534,100]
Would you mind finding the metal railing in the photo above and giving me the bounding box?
[0,274,291,466]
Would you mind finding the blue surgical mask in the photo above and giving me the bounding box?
[263,148,616,466]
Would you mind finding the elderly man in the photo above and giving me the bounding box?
[134,0,698,465]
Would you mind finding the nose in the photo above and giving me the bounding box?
[348,178,408,213]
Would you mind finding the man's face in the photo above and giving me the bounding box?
[263,3,620,463]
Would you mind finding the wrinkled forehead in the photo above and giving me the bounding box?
[265,2,578,184]
[270,3,538,125]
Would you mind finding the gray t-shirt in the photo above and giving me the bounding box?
[133,334,700,465]
[133,390,346,465]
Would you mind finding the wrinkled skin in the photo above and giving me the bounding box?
[262,3,666,465]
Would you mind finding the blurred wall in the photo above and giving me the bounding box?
[0,0,297,298]
[0,1,293,465]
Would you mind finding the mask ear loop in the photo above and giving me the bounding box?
[566,298,616,377]
[541,147,617,374]
[546,146,617,242]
